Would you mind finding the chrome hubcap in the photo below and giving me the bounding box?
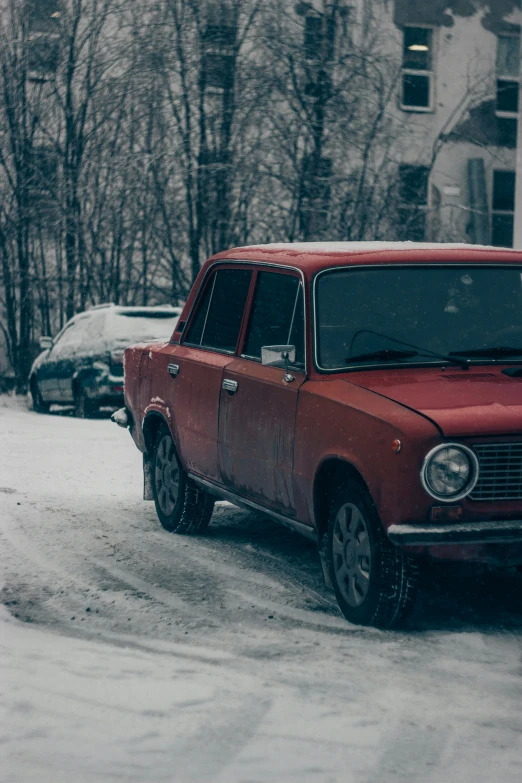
[154,435,180,516]
[332,502,372,608]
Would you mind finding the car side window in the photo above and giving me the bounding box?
[184,268,252,353]
[243,272,305,367]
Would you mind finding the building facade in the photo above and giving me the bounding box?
[394,0,519,246]
[300,0,521,246]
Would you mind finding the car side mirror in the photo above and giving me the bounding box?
[261,345,296,368]
[39,336,53,350]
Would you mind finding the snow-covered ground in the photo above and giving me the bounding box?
[1,395,522,782]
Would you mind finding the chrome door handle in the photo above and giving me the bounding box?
[167,363,180,377]
[223,378,238,394]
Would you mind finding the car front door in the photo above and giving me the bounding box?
[37,323,77,402]
[56,315,94,402]
[151,266,253,483]
[217,269,306,516]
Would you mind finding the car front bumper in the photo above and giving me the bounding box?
[388,519,522,546]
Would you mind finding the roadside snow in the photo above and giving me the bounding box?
[1,397,522,782]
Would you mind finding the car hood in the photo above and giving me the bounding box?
[346,368,522,437]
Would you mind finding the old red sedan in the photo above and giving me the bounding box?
[116,242,522,628]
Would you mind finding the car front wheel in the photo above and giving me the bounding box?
[152,424,214,534]
[328,480,418,629]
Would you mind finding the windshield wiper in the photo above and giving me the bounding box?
[348,330,469,368]
[346,349,418,363]
[449,347,522,359]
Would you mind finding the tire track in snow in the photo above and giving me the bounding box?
[166,693,271,783]
[363,720,450,783]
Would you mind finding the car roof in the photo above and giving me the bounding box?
[64,304,181,330]
[93,304,181,315]
[209,241,522,280]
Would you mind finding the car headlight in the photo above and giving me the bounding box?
[421,444,479,502]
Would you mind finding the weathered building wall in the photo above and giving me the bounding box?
[380,0,522,243]
[393,0,521,34]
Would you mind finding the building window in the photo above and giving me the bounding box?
[304,13,336,62]
[28,146,58,192]
[401,27,433,111]
[28,0,62,33]
[497,34,521,78]
[398,164,429,241]
[202,3,236,92]
[27,34,60,76]
[299,155,332,235]
[496,35,520,146]
[491,170,516,248]
[27,0,61,79]
[203,52,234,91]
[203,21,236,49]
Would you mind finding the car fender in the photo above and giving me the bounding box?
[293,381,441,531]
[141,404,184,500]
[29,349,51,381]
[142,399,185,463]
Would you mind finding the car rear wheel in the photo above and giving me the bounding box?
[74,387,97,419]
[152,424,214,534]
[327,480,419,629]
[30,379,50,414]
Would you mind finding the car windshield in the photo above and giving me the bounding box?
[106,312,179,344]
[316,265,522,370]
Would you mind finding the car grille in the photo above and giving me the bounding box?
[470,443,522,501]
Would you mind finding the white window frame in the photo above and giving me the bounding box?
[495,33,521,121]
[400,25,435,113]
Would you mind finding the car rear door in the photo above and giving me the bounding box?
[150,266,253,482]
[217,269,306,516]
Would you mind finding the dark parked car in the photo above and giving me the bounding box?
[117,241,522,628]
[29,304,181,417]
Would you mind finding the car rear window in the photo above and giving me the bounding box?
[106,312,179,344]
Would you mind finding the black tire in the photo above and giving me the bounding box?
[327,480,418,629]
[30,379,50,414]
[152,424,214,534]
[74,387,97,419]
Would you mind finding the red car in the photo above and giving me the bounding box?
[117,242,522,628]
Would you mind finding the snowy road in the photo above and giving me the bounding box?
[1,397,522,782]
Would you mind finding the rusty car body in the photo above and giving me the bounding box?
[117,242,522,627]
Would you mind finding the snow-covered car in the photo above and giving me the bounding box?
[116,242,522,628]
[29,304,181,417]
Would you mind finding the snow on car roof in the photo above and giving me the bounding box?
[232,241,522,255]
[209,241,522,278]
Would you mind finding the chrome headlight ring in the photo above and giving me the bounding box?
[421,443,479,502]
